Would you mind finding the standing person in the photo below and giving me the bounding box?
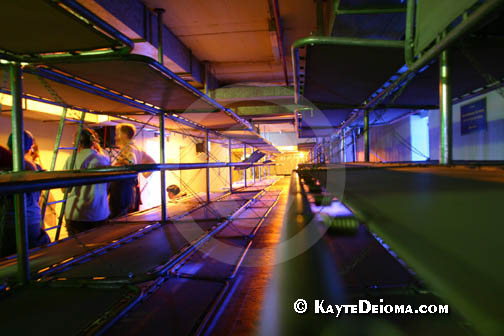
[62,128,110,235]
[1,131,50,257]
[109,123,155,218]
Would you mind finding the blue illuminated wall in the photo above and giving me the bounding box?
[410,115,430,161]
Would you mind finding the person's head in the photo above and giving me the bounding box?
[0,145,13,171]
[7,130,34,154]
[166,184,181,200]
[115,123,136,147]
[78,128,100,149]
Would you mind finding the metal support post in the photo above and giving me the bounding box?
[341,129,346,163]
[159,112,167,222]
[252,147,256,184]
[10,63,29,285]
[327,138,335,163]
[439,50,453,165]
[154,8,165,65]
[352,128,357,162]
[243,144,247,187]
[206,130,210,203]
[228,138,233,193]
[364,110,370,162]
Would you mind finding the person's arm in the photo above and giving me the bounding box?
[140,150,156,178]
[115,145,135,166]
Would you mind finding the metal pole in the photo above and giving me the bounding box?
[159,112,167,222]
[404,0,416,66]
[439,49,453,165]
[316,0,324,35]
[352,128,357,162]
[252,147,256,184]
[364,110,370,162]
[341,130,345,163]
[243,144,247,187]
[154,8,165,64]
[228,138,233,193]
[206,130,210,203]
[327,138,334,163]
[10,63,29,285]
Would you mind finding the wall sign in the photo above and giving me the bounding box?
[460,98,487,135]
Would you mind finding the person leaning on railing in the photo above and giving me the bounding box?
[62,128,110,235]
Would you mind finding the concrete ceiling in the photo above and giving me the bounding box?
[143,0,318,85]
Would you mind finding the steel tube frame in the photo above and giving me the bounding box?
[206,130,211,203]
[364,110,370,162]
[159,112,167,222]
[336,7,406,15]
[341,129,345,163]
[293,0,504,144]
[352,128,357,162]
[0,163,275,194]
[154,8,165,65]
[439,50,452,165]
[252,146,256,184]
[228,138,233,193]
[27,60,254,137]
[291,36,404,104]
[10,62,30,285]
[404,0,416,67]
[243,144,247,187]
[316,0,325,35]
[271,0,289,86]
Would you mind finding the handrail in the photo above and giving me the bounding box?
[0,162,276,193]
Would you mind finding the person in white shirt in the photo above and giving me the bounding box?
[109,123,156,218]
[63,128,110,235]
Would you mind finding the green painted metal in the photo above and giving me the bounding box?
[364,0,504,114]
[55,110,86,240]
[341,129,345,162]
[292,36,405,50]
[415,0,479,56]
[228,138,233,193]
[404,0,416,67]
[154,8,165,65]
[159,112,167,222]
[364,110,370,162]
[336,7,406,15]
[316,0,325,35]
[439,50,452,165]
[206,129,211,203]
[243,144,247,187]
[10,62,30,285]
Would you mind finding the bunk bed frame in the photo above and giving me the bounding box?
[0,0,278,289]
[292,0,504,163]
[286,1,504,335]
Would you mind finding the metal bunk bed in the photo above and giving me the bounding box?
[281,1,504,335]
[292,0,504,162]
[0,0,278,303]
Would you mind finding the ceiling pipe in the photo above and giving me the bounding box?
[270,0,289,86]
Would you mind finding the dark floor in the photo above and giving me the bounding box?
[208,177,289,335]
